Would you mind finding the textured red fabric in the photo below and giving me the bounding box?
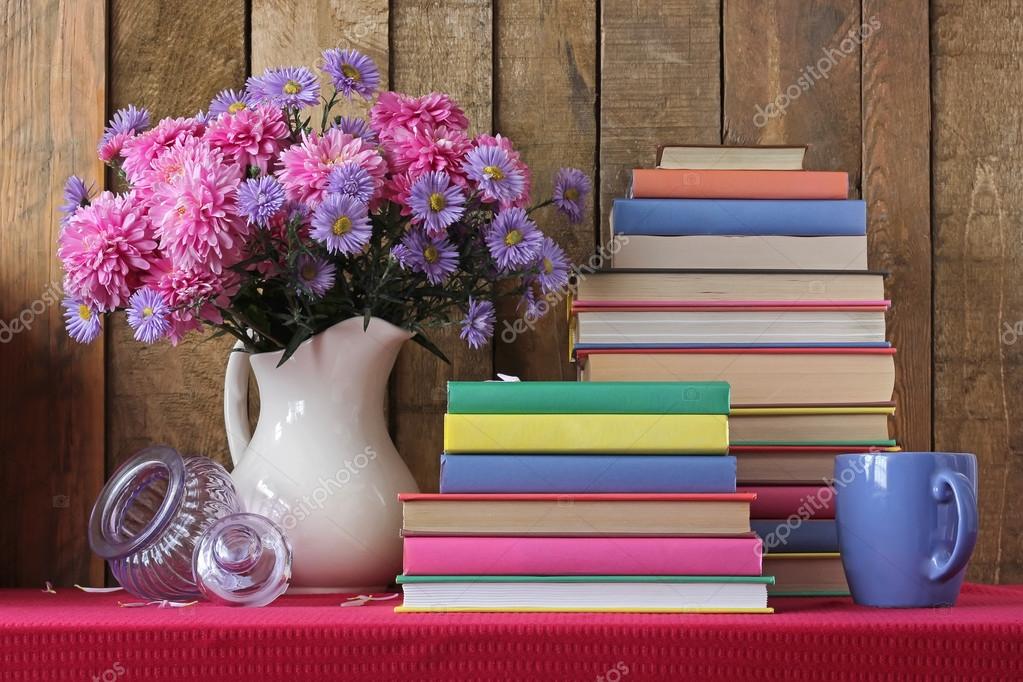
[2,583,1022,681]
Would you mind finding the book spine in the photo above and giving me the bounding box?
[442,413,730,454]
[752,520,839,553]
[611,198,866,236]
[440,454,737,493]
[446,381,730,414]
[631,169,848,200]
[739,486,836,519]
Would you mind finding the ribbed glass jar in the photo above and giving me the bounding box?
[88,445,241,601]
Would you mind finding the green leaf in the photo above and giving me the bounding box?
[410,332,450,364]
[277,328,312,367]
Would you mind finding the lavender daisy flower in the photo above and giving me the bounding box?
[296,254,336,298]
[247,66,320,109]
[310,194,372,255]
[396,228,459,284]
[333,115,378,144]
[408,171,466,235]
[62,298,102,344]
[126,287,171,344]
[209,88,255,117]
[60,176,93,225]
[459,297,495,349]
[321,48,381,100]
[518,279,547,319]
[552,167,591,223]
[193,109,214,126]
[533,236,571,293]
[464,144,525,205]
[101,105,150,142]
[485,207,544,270]
[326,162,375,204]
[237,176,286,227]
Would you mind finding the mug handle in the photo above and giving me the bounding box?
[927,469,979,582]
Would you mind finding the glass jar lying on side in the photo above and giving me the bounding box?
[88,445,291,606]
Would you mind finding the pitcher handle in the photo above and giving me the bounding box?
[224,342,253,468]
[927,469,978,582]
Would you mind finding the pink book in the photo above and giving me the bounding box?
[737,485,835,519]
[402,536,764,576]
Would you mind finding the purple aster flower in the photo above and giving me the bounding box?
[321,48,381,100]
[459,297,495,349]
[209,88,255,117]
[126,287,171,344]
[333,115,378,144]
[464,144,525,205]
[395,228,459,284]
[237,176,286,227]
[533,236,570,293]
[193,109,214,126]
[552,167,591,223]
[62,297,102,344]
[518,279,548,319]
[60,176,94,225]
[247,66,320,109]
[485,207,544,270]
[295,254,336,298]
[408,171,466,235]
[99,105,150,144]
[310,193,372,255]
[326,162,375,204]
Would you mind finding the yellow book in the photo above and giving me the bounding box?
[443,413,728,454]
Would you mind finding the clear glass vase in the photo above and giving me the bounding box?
[88,445,291,604]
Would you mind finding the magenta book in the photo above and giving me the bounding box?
[402,536,764,576]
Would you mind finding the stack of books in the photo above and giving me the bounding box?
[573,144,900,597]
[396,380,774,613]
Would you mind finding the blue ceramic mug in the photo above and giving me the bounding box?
[834,452,978,607]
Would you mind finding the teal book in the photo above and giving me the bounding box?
[447,380,730,415]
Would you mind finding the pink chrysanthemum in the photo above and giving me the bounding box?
[276,128,387,207]
[58,191,157,311]
[386,125,471,181]
[370,91,470,141]
[204,104,289,173]
[144,258,239,344]
[148,142,249,274]
[120,117,204,184]
[98,131,134,164]
[474,134,532,208]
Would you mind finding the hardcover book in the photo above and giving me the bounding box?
[738,486,835,520]
[762,553,849,596]
[610,234,868,270]
[728,406,895,444]
[752,520,839,554]
[733,445,901,484]
[630,169,847,200]
[657,144,806,170]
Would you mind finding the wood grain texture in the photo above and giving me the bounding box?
[723,0,862,197]
[492,0,598,380]
[600,0,721,246]
[107,0,246,470]
[861,1,931,451]
[932,0,1023,584]
[0,0,106,586]
[389,0,493,491]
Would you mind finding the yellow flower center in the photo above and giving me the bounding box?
[283,80,301,95]
[142,306,154,318]
[483,165,505,181]
[543,258,554,274]
[301,264,317,281]
[423,245,439,263]
[332,215,353,235]
[428,192,446,212]
[341,64,361,81]
[227,101,247,114]
[176,204,187,216]
[77,304,92,321]
[563,187,579,201]
[504,229,523,246]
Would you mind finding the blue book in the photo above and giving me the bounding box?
[611,198,866,236]
[752,520,839,553]
[439,453,736,494]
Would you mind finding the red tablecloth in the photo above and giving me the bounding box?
[2,583,1022,681]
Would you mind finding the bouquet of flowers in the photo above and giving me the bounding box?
[58,48,589,363]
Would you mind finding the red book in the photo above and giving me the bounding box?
[631,168,848,199]
[737,486,835,520]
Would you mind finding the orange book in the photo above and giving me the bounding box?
[631,169,848,199]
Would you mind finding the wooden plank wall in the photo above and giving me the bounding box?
[3,0,1021,586]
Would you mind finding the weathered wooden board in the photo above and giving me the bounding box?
[932,0,1023,583]
[600,0,721,246]
[492,0,598,380]
[861,0,931,452]
[106,0,247,470]
[389,0,494,491]
[0,0,106,586]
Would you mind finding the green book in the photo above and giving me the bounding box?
[446,381,730,415]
